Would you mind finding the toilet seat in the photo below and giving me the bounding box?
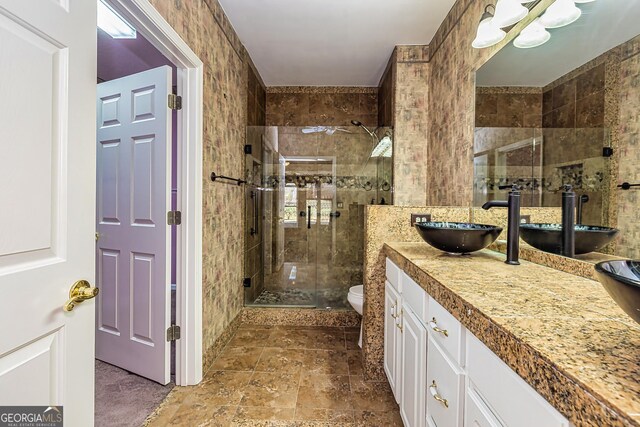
[348,285,363,299]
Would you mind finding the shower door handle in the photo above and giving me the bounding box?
[250,191,259,236]
[307,206,311,229]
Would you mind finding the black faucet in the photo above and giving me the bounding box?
[576,194,589,225]
[482,184,521,265]
[561,184,576,258]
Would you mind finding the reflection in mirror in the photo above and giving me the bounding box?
[474,1,640,258]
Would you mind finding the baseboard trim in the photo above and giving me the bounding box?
[201,312,243,374]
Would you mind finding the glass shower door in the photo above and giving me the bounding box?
[244,125,394,309]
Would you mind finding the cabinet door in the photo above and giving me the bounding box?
[400,305,427,427]
[384,281,401,401]
[465,385,503,427]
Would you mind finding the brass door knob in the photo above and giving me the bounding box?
[63,280,99,312]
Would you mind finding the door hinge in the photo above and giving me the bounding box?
[168,93,182,110]
[244,144,252,154]
[243,277,252,288]
[167,210,182,225]
[167,325,181,341]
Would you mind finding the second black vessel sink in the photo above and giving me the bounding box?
[595,260,640,324]
[519,223,619,255]
[415,222,503,254]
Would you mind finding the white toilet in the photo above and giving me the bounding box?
[347,285,364,348]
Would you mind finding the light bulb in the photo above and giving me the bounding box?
[472,10,507,49]
[514,18,551,48]
[539,0,582,28]
[97,0,136,39]
[493,0,529,28]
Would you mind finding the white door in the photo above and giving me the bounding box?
[0,0,97,425]
[400,306,428,427]
[95,66,172,385]
[384,281,400,402]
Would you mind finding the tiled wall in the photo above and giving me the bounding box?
[375,46,430,206]
[616,35,640,259]
[393,46,430,206]
[265,87,378,127]
[542,64,605,129]
[377,53,395,127]
[475,87,542,128]
[247,61,267,126]
[148,0,259,365]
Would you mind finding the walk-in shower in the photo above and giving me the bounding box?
[243,124,393,308]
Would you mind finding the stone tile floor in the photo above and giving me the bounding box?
[145,325,402,426]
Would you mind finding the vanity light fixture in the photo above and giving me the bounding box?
[492,0,529,28]
[472,5,507,49]
[97,0,137,39]
[539,0,582,28]
[513,18,551,48]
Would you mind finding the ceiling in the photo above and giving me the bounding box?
[97,28,176,84]
[217,0,456,87]
[477,1,640,87]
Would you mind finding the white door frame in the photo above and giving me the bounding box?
[106,0,203,386]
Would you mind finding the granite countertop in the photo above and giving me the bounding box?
[383,242,640,427]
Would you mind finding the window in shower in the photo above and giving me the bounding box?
[283,184,297,225]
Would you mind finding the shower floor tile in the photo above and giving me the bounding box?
[251,288,350,309]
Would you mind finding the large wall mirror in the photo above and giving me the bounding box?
[473,1,640,258]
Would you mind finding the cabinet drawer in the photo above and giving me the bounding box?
[465,385,502,427]
[426,336,464,427]
[386,257,401,292]
[428,298,465,366]
[402,271,428,324]
[466,333,570,427]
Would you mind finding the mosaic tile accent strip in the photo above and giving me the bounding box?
[241,307,361,328]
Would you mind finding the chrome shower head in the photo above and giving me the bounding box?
[351,120,376,138]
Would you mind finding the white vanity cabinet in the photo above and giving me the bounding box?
[384,257,571,427]
[399,303,428,427]
[384,280,401,401]
[465,333,572,427]
[385,260,429,427]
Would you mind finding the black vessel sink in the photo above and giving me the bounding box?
[519,224,618,255]
[595,260,640,324]
[414,222,503,254]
